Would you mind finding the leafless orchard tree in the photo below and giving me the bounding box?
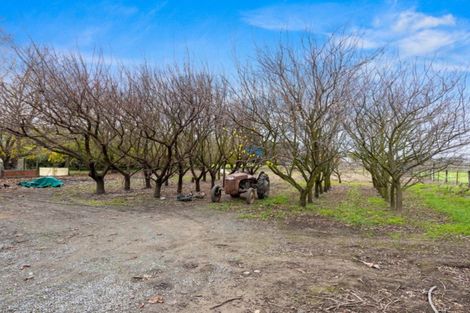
[346,60,469,210]
[117,64,211,198]
[98,76,144,191]
[235,35,369,206]
[0,80,27,169]
[3,29,468,212]
[2,46,124,194]
[172,69,225,194]
[0,29,23,170]
[189,78,229,190]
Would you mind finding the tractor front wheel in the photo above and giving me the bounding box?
[245,188,256,204]
[211,185,222,202]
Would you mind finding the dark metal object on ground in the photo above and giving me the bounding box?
[176,194,193,202]
[176,191,206,202]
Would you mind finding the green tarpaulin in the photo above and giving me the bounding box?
[18,177,64,188]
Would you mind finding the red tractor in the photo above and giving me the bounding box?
[210,171,270,204]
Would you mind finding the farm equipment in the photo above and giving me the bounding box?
[210,171,270,204]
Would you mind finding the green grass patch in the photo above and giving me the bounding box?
[261,194,290,206]
[207,176,469,239]
[238,208,287,220]
[82,198,128,206]
[316,186,405,227]
[209,202,238,211]
[409,184,470,237]
[209,184,407,228]
[209,193,295,220]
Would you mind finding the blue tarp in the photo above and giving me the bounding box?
[18,177,64,188]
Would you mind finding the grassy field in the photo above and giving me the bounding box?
[63,170,470,239]
[211,178,470,239]
[409,184,470,237]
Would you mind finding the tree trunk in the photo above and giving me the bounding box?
[324,174,331,192]
[389,183,395,209]
[89,166,106,195]
[3,156,12,169]
[222,163,226,187]
[177,172,184,194]
[195,177,201,192]
[144,170,152,189]
[123,174,131,191]
[394,180,403,211]
[154,181,163,198]
[371,176,377,189]
[314,179,321,198]
[378,183,389,202]
[202,171,207,182]
[92,176,105,195]
[299,190,307,207]
[307,188,313,203]
[210,172,216,188]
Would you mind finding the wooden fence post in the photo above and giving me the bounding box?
[468,171,470,187]
[445,170,448,183]
[456,171,459,185]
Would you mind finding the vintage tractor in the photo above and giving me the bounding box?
[210,171,270,204]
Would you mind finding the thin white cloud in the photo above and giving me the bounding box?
[392,10,455,32]
[397,29,459,56]
[241,3,367,33]
[364,9,470,58]
[241,3,470,71]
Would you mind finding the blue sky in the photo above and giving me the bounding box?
[1,0,470,72]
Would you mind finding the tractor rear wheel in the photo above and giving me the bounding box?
[256,173,270,199]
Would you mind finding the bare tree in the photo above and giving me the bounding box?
[118,64,210,198]
[2,46,122,194]
[346,60,469,210]
[0,29,24,170]
[236,35,367,206]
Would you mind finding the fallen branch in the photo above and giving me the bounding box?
[353,257,380,269]
[382,299,400,312]
[427,286,438,313]
[210,296,242,310]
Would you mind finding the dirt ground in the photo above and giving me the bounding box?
[0,175,469,312]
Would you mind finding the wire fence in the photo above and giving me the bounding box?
[427,168,470,186]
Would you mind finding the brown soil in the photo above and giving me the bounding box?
[0,175,469,312]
